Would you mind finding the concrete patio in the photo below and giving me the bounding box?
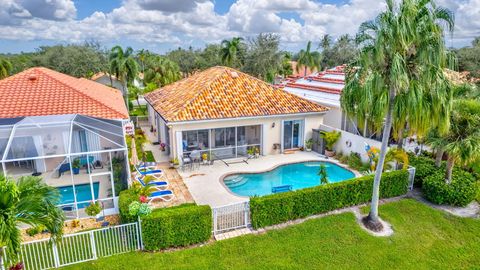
[179,151,356,207]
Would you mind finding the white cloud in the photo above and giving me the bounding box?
[0,0,478,51]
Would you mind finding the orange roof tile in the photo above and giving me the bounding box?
[145,66,328,123]
[0,67,128,119]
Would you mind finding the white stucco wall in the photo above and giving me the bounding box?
[165,113,325,159]
[319,124,383,162]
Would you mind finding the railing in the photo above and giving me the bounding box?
[212,201,250,235]
[2,222,141,270]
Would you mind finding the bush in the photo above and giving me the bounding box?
[85,201,102,217]
[119,189,139,223]
[423,170,477,207]
[408,154,439,187]
[141,204,212,250]
[250,170,409,229]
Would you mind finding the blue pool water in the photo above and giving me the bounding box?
[57,182,100,208]
[224,161,355,197]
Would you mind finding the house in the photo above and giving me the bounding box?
[91,72,144,95]
[0,67,130,219]
[281,65,367,135]
[144,66,328,161]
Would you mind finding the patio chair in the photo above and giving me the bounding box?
[135,176,168,190]
[134,165,165,180]
[148,189,175,203]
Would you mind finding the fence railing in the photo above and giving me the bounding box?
[212,201,250,235]
[2,222,141,270]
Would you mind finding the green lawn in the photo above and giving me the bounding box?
[65,199,480,270]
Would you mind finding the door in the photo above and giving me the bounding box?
[283,120,303,150]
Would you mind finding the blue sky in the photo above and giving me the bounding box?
[0,0,477,54]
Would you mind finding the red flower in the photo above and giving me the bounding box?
[139,196,148,203]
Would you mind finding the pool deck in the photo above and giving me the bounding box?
[179,151,359,207]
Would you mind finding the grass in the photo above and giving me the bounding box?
[144,151,155,162]
[64,199,480,270]
[129,105,147,116]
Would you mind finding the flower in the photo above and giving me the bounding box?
[139,195,148,203]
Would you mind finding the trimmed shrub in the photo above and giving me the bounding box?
[250,170,409,229]
[408,154,439,187]
[141,204,212,250]
[423,170,477,207]
[119,189,139,223]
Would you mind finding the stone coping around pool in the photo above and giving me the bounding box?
[219,159,361,199]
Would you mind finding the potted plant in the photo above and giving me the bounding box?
[305,138,314,152]
[247,148,255,158]
[202,153,209,164]
[160,142,166,151]
[72,159,81,175]
[254,147,260,158]
[85,201,102,220]
[320,130,341,157]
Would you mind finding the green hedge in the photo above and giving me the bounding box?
[141,204,212,250]
[250,170,409,229]
[408,154,439,187]
[423,170,477,207]
[119,189,139,223]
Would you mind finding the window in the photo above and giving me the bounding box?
[212,127,235,148]
[182,130,209,152]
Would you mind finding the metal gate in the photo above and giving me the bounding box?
[212,201,250,234]
[312,129,325,154]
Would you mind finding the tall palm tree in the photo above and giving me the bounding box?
[144,56,181,87]
[342,0,454,231]
[0,175,64,267]
[0,57,12,79]
[221,37,243,67]
[296,41,322,76]
[109,46,139,111]
[136,49,148,76]
[320,35,332,51]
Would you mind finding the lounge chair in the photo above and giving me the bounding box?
[134,165,165,180]
[135,176,168,190]
[148,190,175,203]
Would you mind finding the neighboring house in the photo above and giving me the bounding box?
[282,65,361,133]
[0,67,130,219]
[144,66,328,162]
[91,72,144,95]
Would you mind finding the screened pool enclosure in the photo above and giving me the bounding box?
[0,114,129,219]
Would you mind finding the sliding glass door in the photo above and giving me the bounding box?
[181,125,262,159]
[283,120,303,150]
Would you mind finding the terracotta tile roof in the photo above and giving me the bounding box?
[145,66,328,122]
[281,65,346,95]
[0,67,128,119]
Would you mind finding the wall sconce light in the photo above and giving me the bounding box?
[271,122,275,128]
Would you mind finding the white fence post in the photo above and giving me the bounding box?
[1,247,6,270]
[52,242,60,268]
[137,218,144,250]
[244,202,249,227]
[89,231,97,260]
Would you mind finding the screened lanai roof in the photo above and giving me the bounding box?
[0,114,126,162]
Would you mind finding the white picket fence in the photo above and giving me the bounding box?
[212,201,250,235]
[2,222,141,270]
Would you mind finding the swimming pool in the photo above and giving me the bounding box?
[223,161,355,197]
[57,182,100,208]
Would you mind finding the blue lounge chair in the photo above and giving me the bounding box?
[134,165,165,180]
[148,190,175,203]
[135,176,168,190]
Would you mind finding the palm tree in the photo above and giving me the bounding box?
[320,35,332,51]
[341,0,454,231]
[136,49,149,76]
[221,37,243,67]
[0,57,12,79]
[109,46,139,111]
[0,175,64,267]
[429,100,480,182]
[296,41,322,76]
[144,56,181,87]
